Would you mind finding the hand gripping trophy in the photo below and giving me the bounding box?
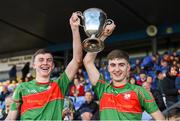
[76,8,114,52]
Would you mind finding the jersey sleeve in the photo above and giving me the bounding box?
[137,87,159,114]
[10,84,22,111]
[55,71,71,96]
[92,74,107,100]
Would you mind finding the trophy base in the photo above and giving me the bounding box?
[82,38,104,52]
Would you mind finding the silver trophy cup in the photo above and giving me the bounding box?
[77,8,113,52]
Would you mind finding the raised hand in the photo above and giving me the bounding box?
[69,12,81,31]
[100,22,116,41]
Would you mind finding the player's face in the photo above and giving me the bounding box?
[33,53,54,78]
[108,58,130,83]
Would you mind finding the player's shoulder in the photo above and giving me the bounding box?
[128,83,146,92]
[18,80,35,87]
[128,83,141,88]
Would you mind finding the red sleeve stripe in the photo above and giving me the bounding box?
[98,80,106,84]
[13,99,20,103]
[138,89,155,102]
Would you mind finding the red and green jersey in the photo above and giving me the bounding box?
[93,77,159,120]
[10,72,70,120]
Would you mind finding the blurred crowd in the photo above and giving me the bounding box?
[0,50,179,120]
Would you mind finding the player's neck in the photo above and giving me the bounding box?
[35,76,50,83]
[112,80,127,87]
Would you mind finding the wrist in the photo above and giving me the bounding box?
[71,27,79,32]
[99,35,108,41]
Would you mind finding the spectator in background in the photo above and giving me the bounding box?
[62,97,75,121]
[156,70,165,91]
[68,77,85,110]
[162,51,171,63]
[0,85,10,118]
[156,66,179,108]
[24,73,33,82]
[60,65,65,74]
[62,108,74,121]
[21,62,30,81]
[100,64,111,82]
[0,82,3,92]
[129,76,136,85]
[79,108,93,121]
[8,65,17,81]
[79,75,86,85]
[69,77,85,97]
[51,62,61,78]
[140,54,157,71]
[0,94,13,120]
[131,58,141,74]
[172,50,178,57]
[77,68,83,77]
[159,59,169,74]
[7,80,17,93]
[0,85,10,103]
[136,71,147,86]
[74,91,99,120]
[146,75,153,84]
[177,62,180,71]
[175,72,180,101]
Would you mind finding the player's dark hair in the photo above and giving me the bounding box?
[32,49,53,62]
[107,49,129,62]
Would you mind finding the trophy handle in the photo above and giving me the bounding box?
[105,19,114,26]
[75,11,84,27]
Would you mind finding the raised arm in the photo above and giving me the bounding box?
[65,12,83,81]
[83,52,99,86]
[83,23,116,86]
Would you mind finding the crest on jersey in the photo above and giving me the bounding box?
[124,93,131,100]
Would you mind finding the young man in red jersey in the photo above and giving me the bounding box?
[6,12,82,120]
[83,23,165,120]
